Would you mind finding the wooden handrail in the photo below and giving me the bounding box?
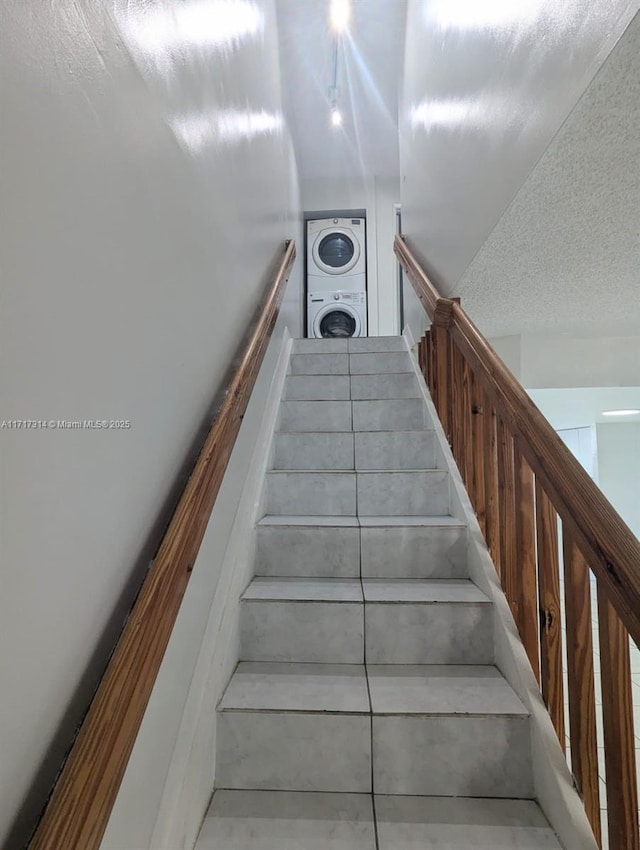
[395,234,640,645]
[29,239,297,850]
[396,233,640,850]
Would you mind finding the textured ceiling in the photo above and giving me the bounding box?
[456,8,640,337]
[276,0,407,180]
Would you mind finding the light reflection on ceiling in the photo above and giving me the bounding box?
[410,97,504,133]
[124,0,264,54]
[425,0,574,31]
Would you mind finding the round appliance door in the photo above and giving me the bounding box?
[313,303,362,338]
[312,228,360,275]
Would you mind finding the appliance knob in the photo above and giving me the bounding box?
[334,293,340,300]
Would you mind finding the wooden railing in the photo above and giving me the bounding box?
[396,234,640,850]
[28,240,297,850]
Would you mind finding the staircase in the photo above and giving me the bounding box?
[195,337,563,849]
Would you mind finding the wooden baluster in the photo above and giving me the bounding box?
[462,358,473,490]
[535,483,564,747]
[418,333,426,377]
[483,403,501,574]
[433,325,449,438]
[597,582,640,850]
[563,530,601,845]
[470,374,486,536]
[424,329,433,390]
[514,441,540,682]
[497,419,517,617]
[450,340,463,466]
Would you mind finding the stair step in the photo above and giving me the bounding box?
[364,580,493,664]
[256,516,360,578]
[197,791,376,849]
[352,398,431,431]
[279,400,352,432]
[350,352,413,374]
[290,353,349,375]
[219,661,369,713]
[369,665,532,798]
[357,470,450,516]
[360,520,467,579]
[351,372,421,399]
[271,430,438,471]
[240,578,364,663]
[374,796,561,849]
[266,471,356,515]
[293,339,349,354]
[284,374,351,400]
[196,791,560,850]
[348,336,407,353]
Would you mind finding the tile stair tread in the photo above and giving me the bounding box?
[218,662,370,713]
[362,579,489,604]
[374,796,561,849]
[257,515,466,528]
[218,662,528,718]
[197,792,560,850]
[368,665,529,716]
[242,577,363,602]
[197,791,376,850]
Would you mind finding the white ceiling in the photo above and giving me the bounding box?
[276,0,407,180]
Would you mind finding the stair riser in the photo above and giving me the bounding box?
[373,715,533,797]
[216,712,371,793]
[365,604,493,664]
[351,373,421,400]
[255,526,360,577]
[357,472,450,516]
[290,354,349,375]
[279,401,352,432]
[240,601,364,663]
[266,473,356,515]
[352,400,430,431]
[274,433,355,470]
[284,375,351,401]
[361,526,468,579]
[350,353,413,374]
[354,432,436,469]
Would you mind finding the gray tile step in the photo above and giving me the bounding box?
[350,352,413,374]
[349,336,407,353]
[364,580,493,665]
[284,374,351,400]
[254,516,467,579]
[352,399,432,431]
[290,352,350,375]
[369,665,532,798]
[351,373,421,400]
[279,400,352,432]
[196,791,376,850]
[293,339,349,354]
[265,471,356,515]
[374,796,561,849]
[271,430,438,471]
[240,579,364,664]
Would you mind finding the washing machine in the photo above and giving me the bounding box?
[307,217,366,293]
[307,291,367,338]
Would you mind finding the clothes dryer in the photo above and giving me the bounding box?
[306,217,366,293]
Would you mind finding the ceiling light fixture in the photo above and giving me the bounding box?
[330,107,343,128]
[330,0,351,33]
[601,409,640,417]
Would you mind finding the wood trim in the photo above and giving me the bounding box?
[496,419,517,620]
[470,377,486,537]
[29,240,297,850]
[483,403,501,571]
[563,529,601,844]
[536,482,565,747]
[596,582,640,850]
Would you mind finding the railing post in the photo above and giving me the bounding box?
[433,324,450,438]
[514,441,540,683]
[535,482,565,747]
[597,582,640,850]
[563,530,601,845]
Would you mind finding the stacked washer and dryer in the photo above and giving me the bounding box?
[306,217,367,338]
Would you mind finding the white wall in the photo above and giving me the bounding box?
[0,2,301,847]
[399,0,638,293]
[302,175,401,336]
[596,423,640,538]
